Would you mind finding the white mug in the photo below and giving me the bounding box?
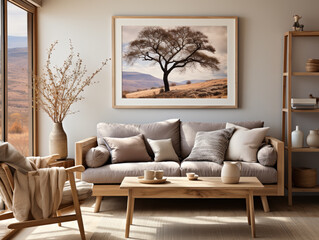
[144,170,155,180]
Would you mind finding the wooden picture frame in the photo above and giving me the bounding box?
[112,16,238,108]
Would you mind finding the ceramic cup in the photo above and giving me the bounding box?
[155,170,164,179]
[186,172,195,178]
[144,170,155,180]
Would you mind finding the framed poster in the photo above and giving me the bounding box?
[112,16,238,108]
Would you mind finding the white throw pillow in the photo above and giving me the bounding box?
[225,123,269,162]
[147,138,179,162]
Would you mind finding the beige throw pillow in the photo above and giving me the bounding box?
[147,138,179,162]
[103,134,151,164]
[225,123,269,162]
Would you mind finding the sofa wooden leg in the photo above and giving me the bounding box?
[56,210,62,226]
[94,196,103,213]
[261,196,270,212]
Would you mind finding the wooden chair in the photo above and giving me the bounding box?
[0,161,86,240]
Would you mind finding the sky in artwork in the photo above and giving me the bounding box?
[122,25,227,82]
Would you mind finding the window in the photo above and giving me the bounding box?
[0,0,36,156]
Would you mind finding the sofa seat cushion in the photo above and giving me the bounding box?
[180,121,264,159]
[82,161,181,184]
[180,161,277,184]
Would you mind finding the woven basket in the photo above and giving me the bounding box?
[293,167,317,188]
[306,59,319,72]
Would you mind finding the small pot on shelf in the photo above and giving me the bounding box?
[306,130,319,148]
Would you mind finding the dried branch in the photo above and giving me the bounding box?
[34,40,109,123]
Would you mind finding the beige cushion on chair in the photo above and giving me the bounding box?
[61,179,93,205]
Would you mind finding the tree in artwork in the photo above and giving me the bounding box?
[124,26,220,92]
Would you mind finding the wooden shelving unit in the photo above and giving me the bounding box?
[282,31,319,206]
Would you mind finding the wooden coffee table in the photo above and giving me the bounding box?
[120,177,263,238]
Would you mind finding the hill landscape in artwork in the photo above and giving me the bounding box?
[122,71,227,99]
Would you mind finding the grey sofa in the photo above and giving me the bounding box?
[75,119,284,213]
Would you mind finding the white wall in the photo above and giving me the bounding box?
[38,0,319,165]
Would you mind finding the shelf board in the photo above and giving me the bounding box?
[282,108,319,113]
[292,186,319,192]
[283,72,319,76]
[285,31,319,37]
[285,146,319,152]
[293,72,319,76]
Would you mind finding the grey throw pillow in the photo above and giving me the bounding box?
[103,134,152,164]
[257,144,277,167]
[183,128,235,164]
[85,145,110,168]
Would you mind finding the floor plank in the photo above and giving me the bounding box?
[1,196,319,239]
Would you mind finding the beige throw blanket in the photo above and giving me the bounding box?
[12,157,67,221]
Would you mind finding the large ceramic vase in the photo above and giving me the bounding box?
[49,122,67,159]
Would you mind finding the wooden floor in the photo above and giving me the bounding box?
[1,196,319,240]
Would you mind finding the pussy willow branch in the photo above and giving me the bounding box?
[34,40,109,123]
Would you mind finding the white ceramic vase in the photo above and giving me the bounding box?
[49,122,68,159]
[221,162,242,184]
[306,130,319,148]
[292,125,304,148]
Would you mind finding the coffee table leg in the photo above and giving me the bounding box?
[249,191,256,238]
[130,195,135,225]
[125,189,134,238]
[246,195,251,225]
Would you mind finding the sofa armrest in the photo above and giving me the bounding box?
[265,136,284,195]
[75,136,97,179]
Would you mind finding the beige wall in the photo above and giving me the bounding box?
[38,0,319,165]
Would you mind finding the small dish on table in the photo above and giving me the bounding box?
[188,174,199,180]
[186,172,199,180]
[137,176,167,184]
